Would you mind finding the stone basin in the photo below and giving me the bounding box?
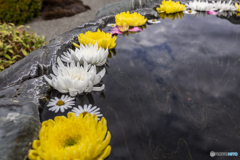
[1,0,240,159]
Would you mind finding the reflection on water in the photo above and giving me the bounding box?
[159,12,184,20]
[41,14,240,160]
[217,11,236,18]
[217,13,240,25]
[108,49,117,58]
[103,14,240,159]
[194,11,209,17]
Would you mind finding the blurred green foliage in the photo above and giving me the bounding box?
[0,22,48,72]
[0,0,42,24]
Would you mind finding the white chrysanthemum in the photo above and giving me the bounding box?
[184,10,197,14]
[212,0,237,12]
[44,57,106,96]
[147,19,161,24]
[185,0,214,11]
[61,42,108,66]
[71,104,103,120]
[107,23,116,27]
[47,95,75,113]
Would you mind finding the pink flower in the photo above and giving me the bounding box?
[206,10,218,15]
[109,26,143,35]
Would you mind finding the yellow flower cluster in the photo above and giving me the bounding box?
[28,113,111,160]
[73,29,117,49]
[115,11,147,27]
[159,12,184,20]
[236,3,240,12]
[156,0,186,14]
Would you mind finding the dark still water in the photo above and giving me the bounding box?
[42,14,240,160]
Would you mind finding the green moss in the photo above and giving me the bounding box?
[0,22,48,72]
[0,0,42,24]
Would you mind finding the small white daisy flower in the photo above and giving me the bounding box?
[184,10,197,14]
[107,23,116,27]
[71,104,103,120]
[61,42,108,66]
[147,19,161,24]
[47,95,75,113]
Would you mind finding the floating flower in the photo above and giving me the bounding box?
[207,10,218,15]
[213,0,236,12]
[147,19,161,23]
[115,11,147,30]
[159,12,184,20]
[107,23,116,27]
[72,104,103,120]
[156,0,186,14]
[109,26,143,35]
[184,10,197,14]
[73,29,117,49]
[28,112,111,160]
[61,42,108,66]
[235,3,240,12]
[185,0,214,11]
[44,57,106,96]
[47,95,75,113]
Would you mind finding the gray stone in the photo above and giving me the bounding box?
[2,0,240,159]
[0,98,40,160]
[0,15,100,159]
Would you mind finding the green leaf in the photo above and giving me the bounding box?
[22,50,28,56]
[5,45,12,49]
[17,25,24,30]
[3,54,11,60]
[12,55,20,60]
[8,49,14,54]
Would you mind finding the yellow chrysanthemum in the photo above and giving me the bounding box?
[73,29,117,49]
[115,11,147,27]
[235,3,240,12]
[28,113,111,160]
[159,12,184,20]
[156,0,186,14]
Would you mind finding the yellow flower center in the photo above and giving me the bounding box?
[118,25,129,32]
[111,24,115,27]
[56,100,65,106]
[188,10,192,13]
[82,111,88,117]
[63,137,78,148]
[152,19,156,22]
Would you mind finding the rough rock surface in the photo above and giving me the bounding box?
[1,0,240,159]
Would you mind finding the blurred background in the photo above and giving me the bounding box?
[0,0,123,72]
[27,0,124,41]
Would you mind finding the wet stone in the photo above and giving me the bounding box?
[0,98,40,160]
[1,0,240,159]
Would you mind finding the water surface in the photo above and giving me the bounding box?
[42,14,240,160]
